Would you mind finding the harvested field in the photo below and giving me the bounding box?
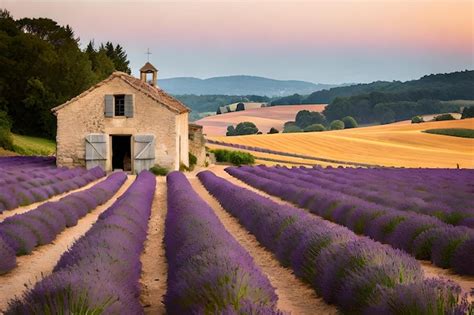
[208,118,474,168]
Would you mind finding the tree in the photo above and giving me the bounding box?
[226,122,259,136]
[330,120,345,130]
[295,110,327,129]
[268,127,279,134]
[433,113,455,121]
[234,122,259,135]
[283,125,302,133]
[0,110,13,150]
[236,102,245,111]
[411,116,424,123]
[0,13,131,138]
[226,125,236,136]
[304,124,325,132]
[102,42,131,74]
[461,106,474,119]
[341,116,358,128]
[216,107,222,115]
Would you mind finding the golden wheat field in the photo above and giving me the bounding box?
[208,118,474,168]
[196,104,326,136]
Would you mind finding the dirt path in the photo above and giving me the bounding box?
[208,165,474,299]
[0,177,106,222]
[0,176,135,312]
[189,176,339,315]
[140,177,168,315]
[422,261,474,301]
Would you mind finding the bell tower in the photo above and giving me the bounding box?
[140,62,158,87]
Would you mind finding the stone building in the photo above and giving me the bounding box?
[52,62,199,174]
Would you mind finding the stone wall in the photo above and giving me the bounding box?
[188,123,206,166]
[55,76,187,172]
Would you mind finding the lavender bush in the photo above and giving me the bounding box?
[165,171,280,314]
[226,166,474,276]
[6,171,155,314]
[0,236,16,274]
[198,171,468,314]
[0,161,105,212]
[0,172,126,258]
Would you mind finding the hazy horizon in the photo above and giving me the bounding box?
[2,0,473,84]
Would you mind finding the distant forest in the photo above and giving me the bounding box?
[0,9,131,138]
[271,70,474,124]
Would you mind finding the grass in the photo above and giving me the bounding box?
[423,128,474,139]
[207,118,474,168]
[11,134,56,156]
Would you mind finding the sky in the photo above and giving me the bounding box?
[2,0,473,84]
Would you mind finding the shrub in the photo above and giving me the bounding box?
[0,110,13,150]
[188,152,197,167]
[212,149,254,166]
[433,113,455,121]
[411,116,424,123]
[330,120,345,130]
[229,151,255,166]
[461,106,474,119]
[283,125,302,133]
[341,116,358,128]
[212,149,231,162]
[268,127,279,134]
[150,165,169,176]
[304,124,326,132]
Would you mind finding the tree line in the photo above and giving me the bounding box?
[0,9,131,141]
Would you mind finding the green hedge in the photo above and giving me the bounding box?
[212,149,255,166]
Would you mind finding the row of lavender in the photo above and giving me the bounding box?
[285,166,473,226]
[0,156,55,168]
[165,172,281,314]
[0,165,105,212]
[227,166,474,276]
[0,171,127,274]
[198,171,472,314]
[6,171,155,314]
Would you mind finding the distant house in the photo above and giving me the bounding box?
[52,62,205,173]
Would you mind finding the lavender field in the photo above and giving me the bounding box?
[0,156,473,314]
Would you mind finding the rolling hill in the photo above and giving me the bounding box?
[159,75,339,96]
[196,104,326,136]
[207,118,474,168]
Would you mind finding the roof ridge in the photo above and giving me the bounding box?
[52,72,190,114]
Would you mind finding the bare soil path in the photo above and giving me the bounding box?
[0,177,105,222]
[140,177,168,315]
[207,165,474,299]
[189,175,339,315]
[0,176,135,312]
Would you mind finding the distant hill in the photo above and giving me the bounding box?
[159,75,339,96]
[270,70,474,105]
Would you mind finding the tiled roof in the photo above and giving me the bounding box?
[52,71,190,114]
[139,62,158,72]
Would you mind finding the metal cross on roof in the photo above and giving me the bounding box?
[145,48,152,62]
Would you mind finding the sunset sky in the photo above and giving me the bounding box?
[2,0,473,83]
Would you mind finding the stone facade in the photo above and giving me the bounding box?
[189,123,206,166]
[53,71,191,173]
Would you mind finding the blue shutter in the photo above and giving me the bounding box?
[125,94,134,118]
[104,95,114,117]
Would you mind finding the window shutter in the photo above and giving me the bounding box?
[125,94,134,118]
[104,95,114,117]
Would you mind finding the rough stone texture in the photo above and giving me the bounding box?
[55,76,189,172]
[189,123,206,166]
